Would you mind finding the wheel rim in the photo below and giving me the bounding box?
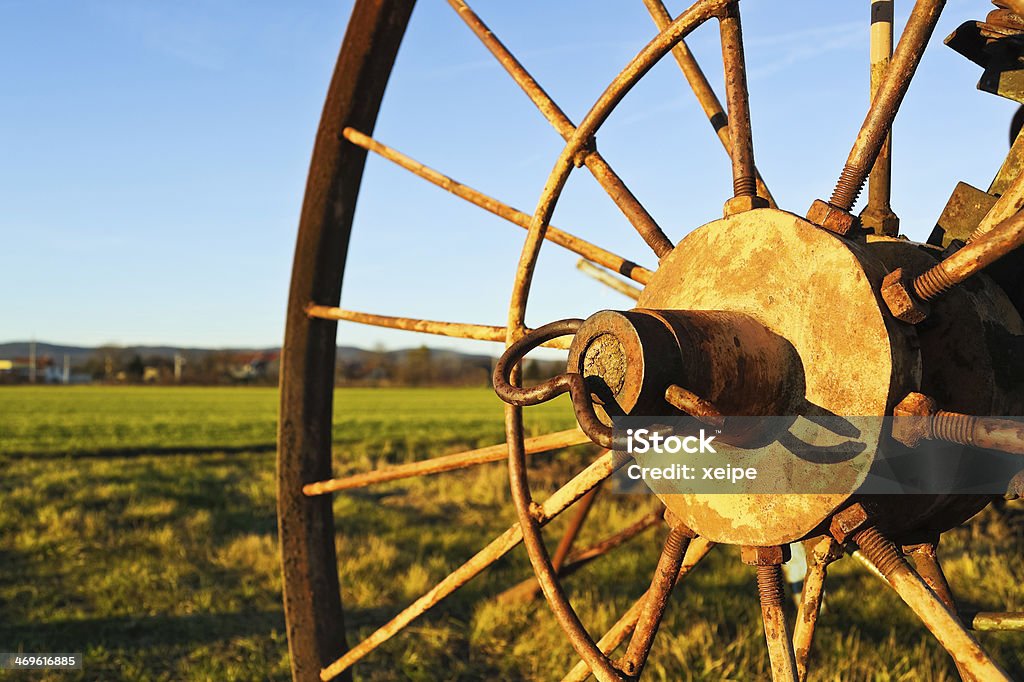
[277,2,415,679]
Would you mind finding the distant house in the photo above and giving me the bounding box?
[0,356,90,384]
[227,350,280,383]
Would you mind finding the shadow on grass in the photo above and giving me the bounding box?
[3,444,278,460]
[0,610,286,651]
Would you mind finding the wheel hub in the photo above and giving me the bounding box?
[569,208,921,546]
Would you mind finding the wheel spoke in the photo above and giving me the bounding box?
[551,484,602,572]
[718,2,762,208]
[318,449,630,680]
[500,484,603,603]
[892,395,1024,455]
[904,542,957,611]
[755,563,799,682]
[306,304,572,350]
[852,526,1011,681]
[793,563,825,682]
[447,0,675,257]
[913,212,1024,306]
[821,0,944,214]
[497,507,664,604]
[302,428,590,496]
[904,541,971,680]
[559,509,664,578]
[506,0,728,333]
[619,527,693,678]
[641,0,775,207]
[343,127,653,284]
[792,538,843,682]
[576,260,642,300]
[561,537,715,682]
[963,612,1024,631]
[862,0,900,235]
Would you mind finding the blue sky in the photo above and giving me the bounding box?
[1,0,1014,351]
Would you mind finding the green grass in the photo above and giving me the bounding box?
[0,386,1021,681]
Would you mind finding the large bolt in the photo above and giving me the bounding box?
[852,526,907,579]
[830,164,865,212]
[881,267,930,324]
[912,262,957,301]
[755,564,786,607]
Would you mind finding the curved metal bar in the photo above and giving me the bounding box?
[501,1,728,678]
[561,537,716,682]
[277,1,416,678]
[493,319,614,449]
[318,448,629,679]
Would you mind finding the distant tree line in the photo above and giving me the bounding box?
[5,345,567,388]
[334,345,565,388]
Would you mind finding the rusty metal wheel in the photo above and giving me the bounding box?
[279,1,1024,680]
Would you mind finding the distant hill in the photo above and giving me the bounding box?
[0,341,494,364]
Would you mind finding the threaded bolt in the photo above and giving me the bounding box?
[912,264,956,301]
[733,174,756,198]
[830,164,865,210]
[664,526,688,558]
[756,564,785,608]
[853,526,906,579]
[932,411,977,446]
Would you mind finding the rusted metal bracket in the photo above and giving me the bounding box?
[927,181,999,247]
[946,9,1024,102]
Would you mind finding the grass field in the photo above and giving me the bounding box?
[1,386,1021,681]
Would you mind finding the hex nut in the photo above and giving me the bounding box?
[881,267,930,324]
[724,194,769,217]
[740,545,790,566]
[829,503,872,544]
[891,392,938,448]
[807,199,858,236]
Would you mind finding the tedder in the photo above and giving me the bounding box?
[277,1,1024,679]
